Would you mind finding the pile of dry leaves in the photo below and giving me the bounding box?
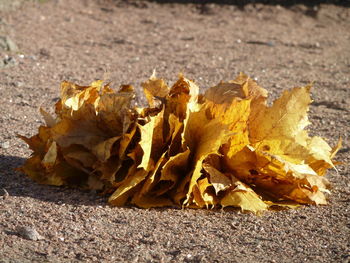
[19,73,340,213]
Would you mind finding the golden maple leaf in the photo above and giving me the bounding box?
[18,73,340,214]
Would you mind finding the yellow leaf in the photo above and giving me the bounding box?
[137,110,164,171]
[51,118,108,150]
[41,141,57,168]
[61,81,100,113]
[203,163,231,195]
[183,104,231,162]
[18,126,51,154]
[91,136,120,162]
[306,136,336,170]
[221,179,268,213]
[204,81,245,105]
[249,85,312,144]
[19,155,63,186]
[63,146,96,170]
[194,177,216,208]
[232,146,329,205]
[221,190,268,213]
[170,74,199,104]
[166,75,199,121]
[232,73,268,124]
[142,71,169,108]
[18,73,340,213]
[181,104,232,205]
[95,91,134,134]
[108,168,148,206]
[155,149,190,196]
[140,152,167,195]
[119,125,137,158]
[213,99,251,158]
[40,108,56,127]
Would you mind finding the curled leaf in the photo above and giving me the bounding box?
[18,73,340,214]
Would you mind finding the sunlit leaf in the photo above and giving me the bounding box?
[18,74,340,213]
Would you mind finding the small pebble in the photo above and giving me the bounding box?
[16,226,44,241]
[1,141,10,149]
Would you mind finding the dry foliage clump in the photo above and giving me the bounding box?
[18,73,340,213]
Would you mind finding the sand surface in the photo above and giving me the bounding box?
[0,1,349,262]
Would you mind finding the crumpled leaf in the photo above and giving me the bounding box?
[203,163,231,195]
[221,186,269,214]
[142,70,169,108]
[18,73,341,214]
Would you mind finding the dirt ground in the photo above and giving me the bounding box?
[0,0,349,262]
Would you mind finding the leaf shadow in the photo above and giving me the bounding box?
[0,154,108,207]
[0,155,300,214]
[0,155,247,213]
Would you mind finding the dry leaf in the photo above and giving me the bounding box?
[18,73,340,214]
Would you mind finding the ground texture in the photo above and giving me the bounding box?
[0,0,349,262]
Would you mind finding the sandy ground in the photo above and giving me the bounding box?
[0,0,349,262]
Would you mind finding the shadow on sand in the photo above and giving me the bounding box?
[0,154,108,207]
[0,155,240,213]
